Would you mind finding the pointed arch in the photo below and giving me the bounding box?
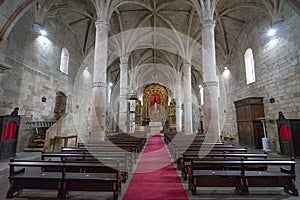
[60,47,69,74]
[244,48,256,84]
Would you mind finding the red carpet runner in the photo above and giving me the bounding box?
[123,134,188,200]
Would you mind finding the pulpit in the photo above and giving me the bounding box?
[0,115,20,159]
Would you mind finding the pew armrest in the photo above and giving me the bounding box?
[10,167,25,176]
[280,167,293,174]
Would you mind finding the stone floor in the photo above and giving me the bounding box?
[0,143,300,200]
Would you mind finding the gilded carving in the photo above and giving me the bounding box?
[142,84,168,124]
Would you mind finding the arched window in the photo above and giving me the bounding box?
[244,48,256,84]
[217,75,220,98]
[199,85,204,105]
[60,47,69,74]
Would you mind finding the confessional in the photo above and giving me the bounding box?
[277,112,300,156]
[0,115,20,159]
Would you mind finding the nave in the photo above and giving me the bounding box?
[0,133,300,200]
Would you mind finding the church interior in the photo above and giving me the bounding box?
[0,0,300,199]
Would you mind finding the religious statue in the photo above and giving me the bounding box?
[10,107,19,116]
[150,102,165,122]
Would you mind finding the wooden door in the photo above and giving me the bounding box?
[253,122,264,149]
[237,121,254,148]
[234,97,264,149]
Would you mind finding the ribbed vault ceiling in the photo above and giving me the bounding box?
[3,0,300,91]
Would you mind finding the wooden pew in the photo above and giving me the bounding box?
[41,151,130,182]
[172,144,236,162]
[77,143,139,161]
[106,134,147,151]
[6,159,121,200]
[61,146,136,163]
[173,146,248,165]
[180,152,267,180]
[189,158,298,196]
[79,141,142,154]
[164,131,207,145]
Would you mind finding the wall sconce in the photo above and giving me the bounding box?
[41,96,47,102]
[269,97,275,103]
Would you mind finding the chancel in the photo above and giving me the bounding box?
[0,0,300,199]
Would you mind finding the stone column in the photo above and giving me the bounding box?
[90,20,109,141]
[202,20,220,141]
[183,61,193,135]
[175,73,182,132]
[119,56,128,133]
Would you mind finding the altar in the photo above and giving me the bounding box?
[140,84,170,134]
[149,122,162,127]
[149,122,163,134]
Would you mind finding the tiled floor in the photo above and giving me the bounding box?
[0,142,300,200]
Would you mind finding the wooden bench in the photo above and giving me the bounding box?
[41,151,130,182]
[6,159,121,200]
[106,136,147,152]
[164,131,204,144]
[76,144,139,162]
[173,147,248,164]
[180,152,268,180]
[61,146,136,163]
[170,143,230,160]
[190,159,298,196]
[79,141,142,151]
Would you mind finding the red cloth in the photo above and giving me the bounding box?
[1,121,17,141]
[279,124,292,140]
[123,135,188,200]
[150,94,161,107]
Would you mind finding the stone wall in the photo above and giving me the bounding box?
[0,7,93,151]
[221,7,300,152]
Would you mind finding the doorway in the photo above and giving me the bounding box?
[54,91,67,120]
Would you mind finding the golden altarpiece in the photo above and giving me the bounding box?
[134,84,176,129]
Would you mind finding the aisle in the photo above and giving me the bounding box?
[123,134,188,200]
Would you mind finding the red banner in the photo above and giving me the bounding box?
[150,94,161,107]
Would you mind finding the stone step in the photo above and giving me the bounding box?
[23,147,44,152]
[27,142,44,148]
[33,139,45,144]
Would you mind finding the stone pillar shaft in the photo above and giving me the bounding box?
[175,73,182,132]
[90,20,109,141]
[202,20,220,140]
[119,61,128,133]
[183,62,193,135]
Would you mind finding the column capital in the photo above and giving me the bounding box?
[183,60,191,66]
[202,20,216,29]
[119,62,128,69]
[183,61,191,70]
[95,19,110,32]
[120,53,129,64]
[92,81,107,88]
[203,81,218,87]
